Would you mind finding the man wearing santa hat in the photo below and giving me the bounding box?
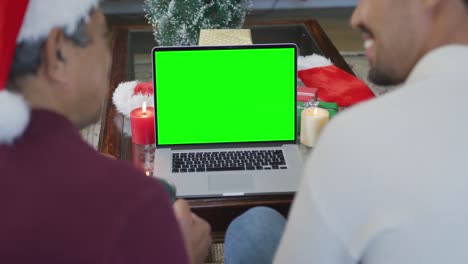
[0,1,211,263]
[225,0,468,263]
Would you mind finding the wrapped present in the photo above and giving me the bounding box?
[298,54,375,107]
[297,86,318,102]
[199,29,253,46]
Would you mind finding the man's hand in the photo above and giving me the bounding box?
[173,199,212,264]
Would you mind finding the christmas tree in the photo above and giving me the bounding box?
[144,0,253,46]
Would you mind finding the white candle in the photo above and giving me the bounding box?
[300,107,330,147]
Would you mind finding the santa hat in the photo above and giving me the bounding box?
[0,0,100,144]
[298,54,375,107]
[113,81,155,118]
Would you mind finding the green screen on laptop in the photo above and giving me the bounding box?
[153,45,297,146]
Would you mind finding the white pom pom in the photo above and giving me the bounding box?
[18,0,100,42]
[0,90,30,145]
[125,93,154,116]
[298,54,333,71]
[112,81,154,118]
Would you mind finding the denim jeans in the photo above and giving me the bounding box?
[224,207,286,264]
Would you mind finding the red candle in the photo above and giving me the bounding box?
[130,102,155,145]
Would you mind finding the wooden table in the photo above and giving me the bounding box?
[98,19,353,242]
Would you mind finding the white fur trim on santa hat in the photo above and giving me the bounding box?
[112,81,154,118]
[17,0,100,42]
[298,54,333,71]
[0,90,30,145]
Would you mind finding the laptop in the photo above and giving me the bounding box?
[152,44,303,198]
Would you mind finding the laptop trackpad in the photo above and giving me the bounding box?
[208,173,254,192]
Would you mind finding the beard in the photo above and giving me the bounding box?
[368,64,406,86]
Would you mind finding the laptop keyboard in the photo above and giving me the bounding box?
[172,150,287,173]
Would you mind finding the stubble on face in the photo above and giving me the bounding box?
[358,25,404,86]
[351,0,424,87]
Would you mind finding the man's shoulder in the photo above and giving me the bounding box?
[320,88,409,147]
[94,154,156,187]
[71,150,160,195]
[6,109,166,202]
[306,87,417,192]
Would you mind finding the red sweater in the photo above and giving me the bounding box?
[0,110,189,263]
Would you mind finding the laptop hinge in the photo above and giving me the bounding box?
[169,142,295,150]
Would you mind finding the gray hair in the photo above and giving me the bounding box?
[8,12,93,88]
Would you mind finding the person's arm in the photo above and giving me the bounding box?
[106,189,190,264]
[274,178,356,264]
[173,199,212,264]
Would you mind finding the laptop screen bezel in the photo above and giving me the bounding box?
[152,44,298,149]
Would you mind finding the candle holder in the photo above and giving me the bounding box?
[131,142,177,202]
[132,143,156,175]
[129,101,157,175]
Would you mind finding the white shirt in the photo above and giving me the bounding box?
[274,45,468,264]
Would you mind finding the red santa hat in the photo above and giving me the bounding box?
[0,0,100,144]
[113,81,155,118]
[298,54,375,107]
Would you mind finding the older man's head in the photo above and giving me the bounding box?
[8,7,111,129]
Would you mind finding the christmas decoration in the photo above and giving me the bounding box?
[130,102,155,145]
[300,103,329,148]
[199,29,252,45]
[298,54,375,107]
[113,81,155,118]
[144,0,253,46]
[0,0,99,144]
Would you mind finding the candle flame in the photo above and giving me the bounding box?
[145,171,150,177]
[142,101,147,113]
[313,107,319,116]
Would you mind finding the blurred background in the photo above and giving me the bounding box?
[102,0,363,51]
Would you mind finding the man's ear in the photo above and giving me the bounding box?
[42,28,71,84]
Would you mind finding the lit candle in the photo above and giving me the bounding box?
[130,101,155,145]
[300,107,329,147]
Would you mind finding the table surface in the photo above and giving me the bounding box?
[98,19,353,241]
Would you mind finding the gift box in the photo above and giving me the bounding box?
[199,29,253,46]
[298,54,375,107]
[297,86,318,102]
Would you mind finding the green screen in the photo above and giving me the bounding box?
[154,46,296,146]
